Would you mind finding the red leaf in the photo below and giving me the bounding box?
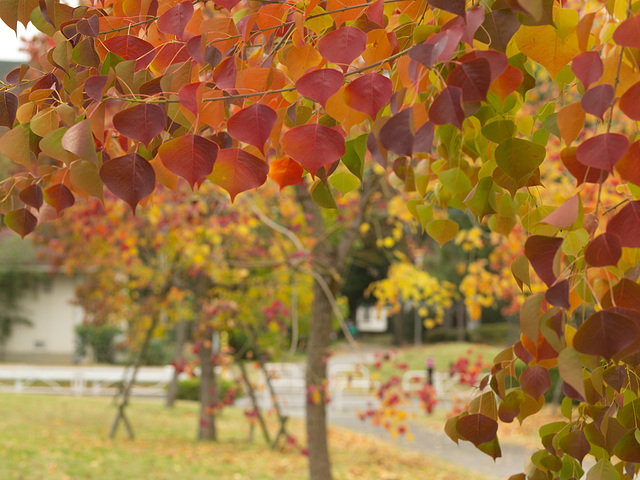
[462,6,486,45]
[19,184,43,210]
[456,414,498,447]
[269,156,303,190]
[296,69,343,108]
[61,119,98,164]
[571,51,603,90]
[558,431,590,465]
[409,42,446,68]
[282,124,346,177]
[576,133,629,173]
[367,0,384,26]
[573,310,639,360]
[103,35,156,71]
[178,82,201,115]
[113,103,166,146]
[43,184,75,214]
[99,153,156,213]
[428,86,465,130]
[378,109,414,156]
[560,146,607,185]
[211,56,237,91]
[606,200,640,248]
[427,25,463,63]
[208,148,269,201]
[84,75,108,102]
[413,121,434,154]
[158,135,218,189]
[151,42,190,72]
[427,0,466,17]
[585,233,622,267]
[601,278,640,312]
[458,49,507,82]
[211,0,241,10]
[545,280,569,309]
[227,103,277,153]
[613,12,640,49]
[475,9,520,53]
[317,26,367,72]
[344,73,393,120]
[0,91,18,128]
[541,195,579,228]
[519,365,551,401]
[157,1,193,37]
[77,15,100,38]
[524,235,563,287]
[3,208,37,238]
[619,81,640,121]
[490,65,524,101]
[580,84,614,120]
[447,58,491,102]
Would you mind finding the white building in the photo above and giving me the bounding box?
[2,274,82,363]
[0,234,82,364]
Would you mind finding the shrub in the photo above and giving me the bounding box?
[75,324,121,364]
[176,377,242,403]
[468,323,510,346]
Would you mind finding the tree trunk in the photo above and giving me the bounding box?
[198,328,218,441]
[456,301,466,342]
[166,320,188,408]
[238,359,271,445]
[306,277,334,480]
[392,314,403,346]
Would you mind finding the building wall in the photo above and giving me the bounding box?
[2,274,82,364]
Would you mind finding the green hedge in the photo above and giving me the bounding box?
[176,377,241,402]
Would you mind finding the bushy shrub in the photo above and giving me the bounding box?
[468,323,510,346]
[176,377,242,403]
[75,324,121,364]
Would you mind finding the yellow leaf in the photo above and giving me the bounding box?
[425,219,459,246]
[557,102,585,146]
[0,126,31,168]
[515,25,580,80]
[285,44,323,81]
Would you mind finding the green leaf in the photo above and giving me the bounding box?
[511,255,531,291]
[495,137,547,183]
[561,396,572,419]
[563,229,589,257]
[416,205,433,232]
[40,127,77,165]
[481,119,516,143]
[329,171,360,196]
[425,219,459,246]
[438,167,472,198]
[70,160,103,200]
[464,176,497,221]
[586,459,620,480]
[558,347,586,401]
[310,179,338,209]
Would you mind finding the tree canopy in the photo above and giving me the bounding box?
[3,0,640,478]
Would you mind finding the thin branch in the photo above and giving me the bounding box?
[250,199,306,252]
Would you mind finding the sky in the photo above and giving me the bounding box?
[0,23,36,62]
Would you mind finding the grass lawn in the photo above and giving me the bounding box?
[0,394,492,480]
[340,341,505,380]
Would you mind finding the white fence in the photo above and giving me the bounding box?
[0,363,470,412]
[0,365,174,397]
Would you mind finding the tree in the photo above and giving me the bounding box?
[4,0,640,478]
[41,183,312,440]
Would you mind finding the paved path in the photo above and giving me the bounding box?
[328,411,533,480]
